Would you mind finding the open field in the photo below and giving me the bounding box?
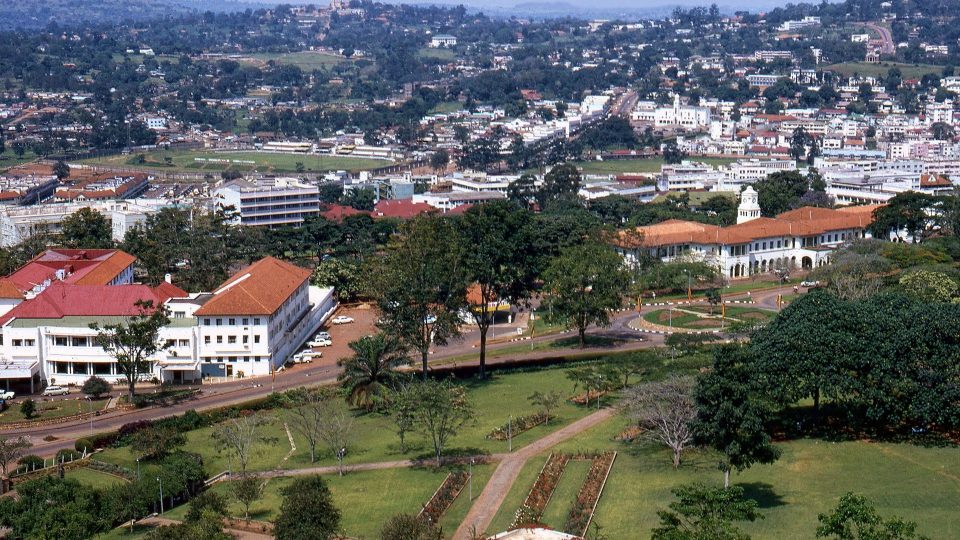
[78,149,391,174]
[490,416,960,540]
[824,61,944,79]
[0,396,109,424]
[574,156,738,175]
[242,51,349,71]
[643,305,774,329]
[0,151,40,172]
[66,467,128,489]
[418,47,457,61]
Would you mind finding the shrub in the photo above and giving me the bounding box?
[55,449,81,463]
[81,376,111,399]
[17,455,44,471]
[19,399,36,420]
[74,438,94,453]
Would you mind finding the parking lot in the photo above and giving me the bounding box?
[283,304,379,371]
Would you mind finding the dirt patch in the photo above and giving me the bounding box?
[655,311,672,323]
[739,311,769,321]
[684,319,722,329]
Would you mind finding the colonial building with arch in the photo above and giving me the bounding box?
[613,190,881,279]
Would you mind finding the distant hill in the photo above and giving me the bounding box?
[0,0,266,31]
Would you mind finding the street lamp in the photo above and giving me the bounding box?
[136,457,140,481]
[85,396,93,435]
[157,476,164,514]
[468,458,474,500]
[669,307,673,330]
[336,447,346,477]
[508,415,513,452]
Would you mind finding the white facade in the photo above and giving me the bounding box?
[215,177,320,227]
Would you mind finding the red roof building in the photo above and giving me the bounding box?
[195,257,312,317]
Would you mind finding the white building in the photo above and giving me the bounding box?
[430,35,457,48]
[0,257,338,387]
[0,200,166,247]
[215,177,320,228]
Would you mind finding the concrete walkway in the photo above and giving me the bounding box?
[451,407,616,540]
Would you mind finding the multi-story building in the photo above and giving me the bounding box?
[613,189,880,279]
[215,177,320,228]
[0,256,337,387]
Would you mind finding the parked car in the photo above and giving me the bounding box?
[293,351,319,364]
[331,315,354,325]
[0,391,15,400]
[315,331,331,340]
[800,280,821,288]
[309,338,333,347]
[42,386,69,396]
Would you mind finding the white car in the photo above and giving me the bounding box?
[801,280,821,288]
[309,338,333,347]
[0,391,14,400]
[331,316,354,325]
[293,351,321,364]
[315,331,331,340]
[42,386,69,397]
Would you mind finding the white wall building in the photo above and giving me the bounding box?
[215,177,320,228]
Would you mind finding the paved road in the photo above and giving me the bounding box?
[452,407,616,540]
[8,284,796,458]
[864,22,895,54]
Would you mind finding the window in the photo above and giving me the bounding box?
[165,340,176,348]
[55,362,69,374]
[254,356,261,362]
[254,335,261,344]
[174,311,186,319]
[72,337,87,347]
[242,318,249,325]
[228,336,237,344]
[94,363,112,375]
[216,319,222,326]
[179,339,189,347]
[204,336,211,344]
[24,339,34,347]
[203,319,211,326]
[253,318,261,325]
[228,356,237,362]
[242,335,248,344]
[73,362,88,375]
[216,336,223,344]
[55,336,68,346]
[11,339,21,347]
[228,318,236,325]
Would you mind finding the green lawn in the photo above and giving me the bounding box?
[66,467,128,489]
[643,306,774,330]
[78,149,390,174]
[430,101,464,114]
[243,51,349,71]
[0,397,109,424]
[825,61,944,79]
[165,465,492,539]
[418,47,457,61]
[573,157,737,175]
[539,459,591,530]
[650,277,800,302]
[0,151,40,172]
[535,416,960,540]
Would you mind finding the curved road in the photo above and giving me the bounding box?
[8,285,792,458]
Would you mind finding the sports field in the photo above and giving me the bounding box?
[242,51,350,71]
[825,61,943,79]
[78,150,391,174]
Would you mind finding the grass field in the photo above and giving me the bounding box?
[78,149,390,174]
[503,416,960,540]
[539,459,591,530]
[643,305,774,329]
[574,157,738,175]
[242,51,348,71]
[0,397,109,424]
[418,47,457,61]
[825,61,944,79]
[66,467,128,489]
[0,151,40,172]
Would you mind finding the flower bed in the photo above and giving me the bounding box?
[511,452,570,528]
[487,413,548,441]
[419,471,469,523]
[565,452,617,536]
[569,390,607,406]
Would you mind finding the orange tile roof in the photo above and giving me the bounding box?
[619,206,881,248]
[0,279,22,300]
[74,251,136,286]
[194,257,312,316]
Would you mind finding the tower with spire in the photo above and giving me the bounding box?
[737,186,761,224]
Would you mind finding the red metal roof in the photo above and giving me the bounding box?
[0,281,186,325]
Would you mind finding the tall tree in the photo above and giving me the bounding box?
[372,215,469,379]
[337,333,408,409]
[816,493,929,540]
[275,476,341,540]
[53,160,70,181]
[90,299,170,401]
[0,436,31,477]
[622,376,696,468]
[60,208,113,249]
[540,162,582,205]
[868,192,936,243]
[543,241,630,347]
[458,201,539,377]
[401,379,474,466]
[652,483,762,540]
[211,414,272,476]
[693,345,781,488]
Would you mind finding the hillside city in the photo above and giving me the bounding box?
[0,0,954,539]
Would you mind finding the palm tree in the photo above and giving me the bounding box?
[337,333,409,409]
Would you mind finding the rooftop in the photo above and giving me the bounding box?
[194,257,311,317]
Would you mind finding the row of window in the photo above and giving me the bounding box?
[11,339,36,347]
[52,361,133,375]
[203,335,261,345]
[202,317,262,327]
[204,356,264,363]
